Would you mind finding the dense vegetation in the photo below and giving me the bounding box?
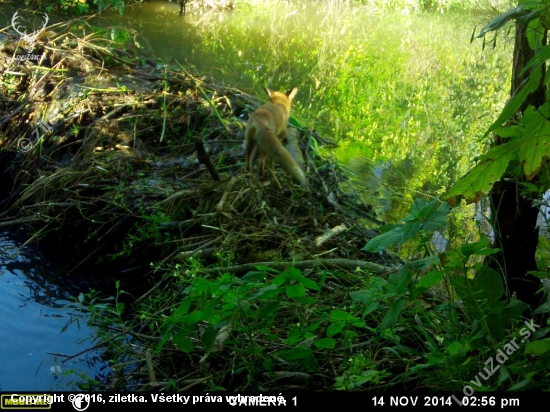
[15,0,518,15]
[2,0,550,393]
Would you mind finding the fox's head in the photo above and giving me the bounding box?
[264,87,298,110]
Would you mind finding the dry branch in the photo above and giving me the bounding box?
[199,259,394,276]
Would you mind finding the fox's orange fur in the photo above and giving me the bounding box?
[245,87,306,187]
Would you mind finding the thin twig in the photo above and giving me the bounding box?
[198,259,394,275]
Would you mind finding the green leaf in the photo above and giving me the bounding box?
[242,271,267,283]
[486,66,542,136]
[377,223,403,233]
[201,325,216,352]
[409,256,441,270]
[486,313,505,341]
[517,9,544,26]
[520,44,550,76]
[286,266,302,276]
[305,322,322,332]
[495,125,522,138]
[187,311,202,324]
[378,297,407,331]
[116,302,125,314]
[498,365,510,385]
[292,296,316,305]
[507,378,532,391]
[173,329,195,353]
[362,226,404,252]
[502,300,529,322]
[200,298,220,321]
[518,109,550,180]
[476,266,504,304]
[446,143,518,204]
[362,301,379,317]
[284,328,305,345]
[173,296,194,318]
[388,267,412,294]
[277,347,312,361]
[473,247,500,256]
[418,271,444,288]
[351,319,366,328]
[519,181,541,195]
[411,197,440,220]
[112,29,129,45]
[445,341,464,356]
[155,324,174,353]
[401,221,422,240]
[294,296,317,306]
[524,338,550,355]
[420,204,451,232]
[370,277,387,291]
[298,276,320,291]
[526,17,542,50]
[460,236,491,257]
[330,310,355,321]
[350,290,380,316]
[314,338,336,349]
[260,302,281,318]
[476,4,528,39]
[349,290,375,304]
[286,284,306,298]
[246,284,280,301]
[327,323,344,337]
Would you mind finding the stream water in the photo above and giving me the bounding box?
[0,232,109,390]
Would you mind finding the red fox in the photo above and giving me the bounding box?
[245,87,307,187]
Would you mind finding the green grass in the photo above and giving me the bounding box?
[66,198,550,392]
[114,0,512,223]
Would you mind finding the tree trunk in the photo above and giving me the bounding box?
[488,21,547,312]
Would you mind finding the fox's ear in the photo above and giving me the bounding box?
[287,88,298,101]
[263,87,273,98]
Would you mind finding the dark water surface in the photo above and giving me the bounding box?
[0,232,109,390]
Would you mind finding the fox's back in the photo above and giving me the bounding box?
[249,102,288,134]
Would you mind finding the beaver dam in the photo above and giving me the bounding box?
[0,18,419,391]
